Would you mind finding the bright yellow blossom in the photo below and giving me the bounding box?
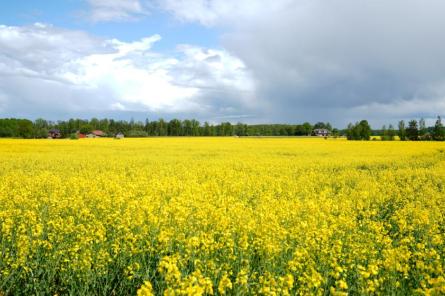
[0,138,444,295]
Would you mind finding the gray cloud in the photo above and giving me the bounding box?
[3,1,445,127]
[161,0,445,126]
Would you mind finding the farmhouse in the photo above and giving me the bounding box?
[48,129,61,139]
[86,130,106,138]
[115,132,124,139]
[312,128,330,137]
[92,130,105,137]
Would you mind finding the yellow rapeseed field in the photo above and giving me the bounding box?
[1,138,445,295]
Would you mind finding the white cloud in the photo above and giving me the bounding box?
[87,0,149,22]
[0,23,254,119]
[172,45,254,92]
[5,1,445,126]
[156,0,445,125]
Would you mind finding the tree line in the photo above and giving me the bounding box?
[1,116,443,140]
[395,117,445,141]
[0,118,336,138]
[346,116,445,141]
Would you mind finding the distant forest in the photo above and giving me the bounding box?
[0,118,334,138]
[0,116,444,141]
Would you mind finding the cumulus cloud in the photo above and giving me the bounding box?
[158,0,445,126]
[0,23,254,120]
[86,0,149,22]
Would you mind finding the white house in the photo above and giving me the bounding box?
[312,129,330,136]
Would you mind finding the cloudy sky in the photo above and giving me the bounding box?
[0,0,444,127]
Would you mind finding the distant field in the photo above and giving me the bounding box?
[1,138,445,295]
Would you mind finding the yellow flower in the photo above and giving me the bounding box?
[218,273,232,295]
[137,281,154,296]
[0,138,444,295]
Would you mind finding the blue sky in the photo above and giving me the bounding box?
[0,0,220,51]
[0,0,444,127]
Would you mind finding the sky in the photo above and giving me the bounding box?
[0,0,444,127]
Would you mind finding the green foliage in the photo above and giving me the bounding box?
[0,118,33,138]
[79,124,93,135]
[168,119,182,136]
[398,120,407,141]
[0,117,332,139]
[346,120,371,140]
[1,115,443,140]
[433,116,445,141]
[419,118,427,138]
[406,120,419,141]
[235,122,248,136]
[313,122,332,131]
[70,133,79,140]
[381,124,395,141]
[126,130,149,138]
[33,118,49,138]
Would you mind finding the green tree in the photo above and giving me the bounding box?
[381,125,395,141]
[406,120,419,141]
[433,116,445,141]
[387,124,395,141]
[18,119,34,138]
[302,122,312,135]
[220,122,233,136]
[346,120,371,140]
[326,122,332,131]
[346,123,355,140]
[398,120,406,141]
[158,119,167,136]
[90,118,100,130]
[80,124,93,135]
[191,119,200,136]
[381,125,387,140]
[235,122,247,136]
[314,122,329,130]
[182,119,192,136]
[203,122,211,136]
[99,118,110,132]
[33,118,49,138]
[168,119,182,136]
[358,120,371,140]
[419,118,427,139]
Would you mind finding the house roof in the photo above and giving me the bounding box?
[92,130,105,136]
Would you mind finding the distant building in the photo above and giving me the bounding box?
[86,130,106,138]
[115,132,124,139]
[312,129,330,137]
[48,129,61,139]
[91,130,106,137]
[76,131,86,138]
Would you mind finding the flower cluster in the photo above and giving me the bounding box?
[0,138,444,295]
